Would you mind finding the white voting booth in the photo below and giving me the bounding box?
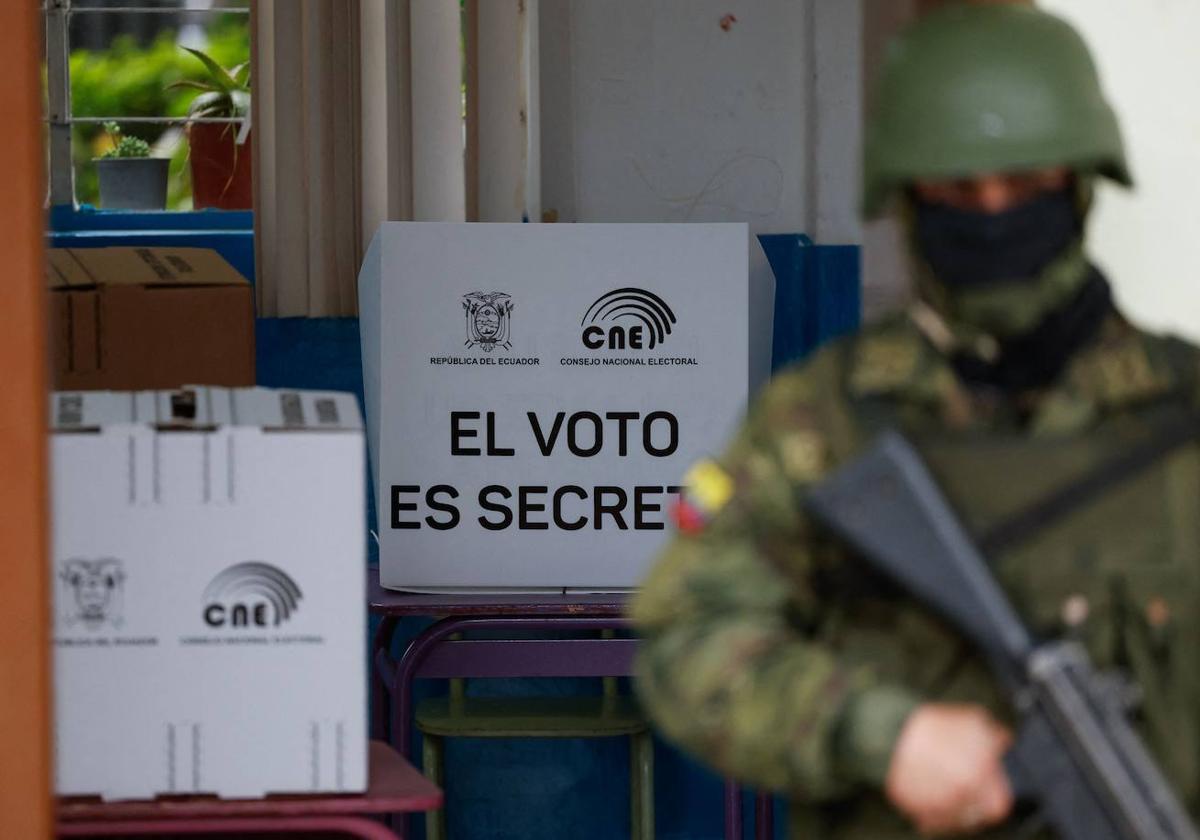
[359,223,750,592]
[51,387,367,800]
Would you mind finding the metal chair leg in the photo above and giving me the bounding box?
[755,791,774,839]
[724,780,742,840]
[630,730,654,840]
[422,733,447,840]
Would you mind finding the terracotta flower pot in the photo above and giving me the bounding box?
[188,122,253,210]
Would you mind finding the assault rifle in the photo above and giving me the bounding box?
[806,431,1199,840]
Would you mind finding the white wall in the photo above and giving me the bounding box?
[539,0,864,386]
[1040,0,1200,341]
[541,0,809,228]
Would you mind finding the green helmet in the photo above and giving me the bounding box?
[863,4,1132,218]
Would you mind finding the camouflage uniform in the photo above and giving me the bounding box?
[632,5,1200,838]
[632,308,1200,838]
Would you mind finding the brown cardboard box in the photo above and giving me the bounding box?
[47,246,255,390]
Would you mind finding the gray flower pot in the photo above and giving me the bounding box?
[95,157,170,210]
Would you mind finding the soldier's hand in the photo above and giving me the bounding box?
[884,703,1014,836]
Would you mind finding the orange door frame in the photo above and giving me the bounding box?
[0,2,52,838]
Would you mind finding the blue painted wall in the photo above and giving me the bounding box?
[46,205,255,284]
[759,234,861,373]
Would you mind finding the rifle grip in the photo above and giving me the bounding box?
[1003,749,1037,802]
[1004,713,1127,840]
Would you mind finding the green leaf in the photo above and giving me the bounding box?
[165,79,217,94]
[187,90,230,118]
[229,90,251,117]
[230,61,251,89]
[182,46,236,93]
[190,104,224,121]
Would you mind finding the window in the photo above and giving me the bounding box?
[42,0,251,212]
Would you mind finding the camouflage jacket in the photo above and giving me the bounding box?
[631,308,1200,839]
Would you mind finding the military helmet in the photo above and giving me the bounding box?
[863,4,1132,218]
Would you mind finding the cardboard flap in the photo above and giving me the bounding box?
[46,247,248,290]
[46,249,95,289]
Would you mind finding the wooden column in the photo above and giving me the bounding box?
[0,2,51,839]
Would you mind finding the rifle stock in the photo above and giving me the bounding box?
[806,431,1032,674]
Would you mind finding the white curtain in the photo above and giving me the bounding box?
[251,0,543,314]
[253,0,363,317]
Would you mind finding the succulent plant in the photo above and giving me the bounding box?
[99,121,151,159]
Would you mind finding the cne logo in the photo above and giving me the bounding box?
[203,562,302,629]
[581,288,677,350]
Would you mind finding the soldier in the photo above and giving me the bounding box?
[631,5,1200,838]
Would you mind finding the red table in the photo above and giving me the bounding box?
[57,740,442,838]
[368,578,773,840]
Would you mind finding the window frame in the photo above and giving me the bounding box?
[43,0,252,227]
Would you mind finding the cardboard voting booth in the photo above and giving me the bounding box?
[51,386,367,800]
[359,223,750,592]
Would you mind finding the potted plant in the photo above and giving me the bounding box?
[95,122,170,210]
[169,47,252,210]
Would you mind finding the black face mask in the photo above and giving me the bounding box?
[912,188,1081,289]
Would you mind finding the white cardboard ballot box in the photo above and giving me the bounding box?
[51,386,367,801]
[359,222,749,592]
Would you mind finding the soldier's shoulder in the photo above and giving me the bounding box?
[765,312,922,406]
[1137,321,1200,403]
[744,314,926,465]
[1120,317,1200,361]
[1070,315,1200,407]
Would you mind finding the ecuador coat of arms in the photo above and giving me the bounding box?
[462,292,514,352]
